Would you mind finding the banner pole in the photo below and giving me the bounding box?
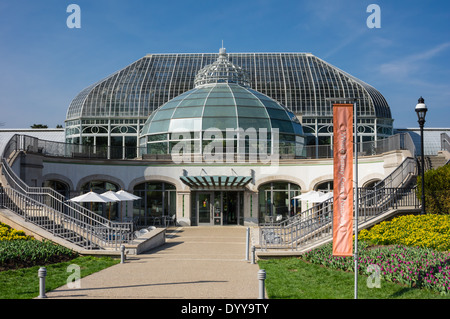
[354,99,359,300]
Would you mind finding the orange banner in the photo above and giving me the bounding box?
[332,104,354,257]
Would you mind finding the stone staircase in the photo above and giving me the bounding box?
[426,154,448,170]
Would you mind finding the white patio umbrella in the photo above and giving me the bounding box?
[116,190,141,200]
[293,191,333,203]
[101,190,129,220]
[101,190,130,201]
[69,191,117,218]
[115,190,141,221]
[315,191,333,203]
[69,191,116,203]
[292,191,317,200]
[306,191,331,203]
[292,190,333,213]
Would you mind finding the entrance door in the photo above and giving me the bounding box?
[198,192,213,225]
[223,191,238,225]
[194,191,243,226]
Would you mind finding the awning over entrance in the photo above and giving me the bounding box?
[180,175,252,189]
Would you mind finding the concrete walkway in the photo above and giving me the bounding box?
[45,226,262,299]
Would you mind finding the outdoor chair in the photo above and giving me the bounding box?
[152,216,161,226]
[166,214,176,227]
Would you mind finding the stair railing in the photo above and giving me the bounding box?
[1,156,133,250]
[259,156,419,250]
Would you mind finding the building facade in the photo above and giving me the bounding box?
[3,48,403,228]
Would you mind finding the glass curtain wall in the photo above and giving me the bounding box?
[258,182,301,223]
[132,182,176,226]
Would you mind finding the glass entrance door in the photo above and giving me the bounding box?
[194,191,243,226]
[198,193,213,225]
[223,191,238,225]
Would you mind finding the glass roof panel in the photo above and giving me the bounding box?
[173,106,204,118]
[152,109,175,121]
[177,98,207,107]
[210,86,232,92]
[238,117,271,130]
[169,118,202,132]
[203,106,236,117]
[202,117,237,131]
[234,98,264,107]
[204,97,236,106]
[148,120,170,133]
[237,106,268,118]
[162,100,182,109]
[266,108,290,120]
[259,99,285,109]
[270,119,294,134]
[187,91,211,99]
[208,92,235,98]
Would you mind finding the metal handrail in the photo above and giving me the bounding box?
[1,157,115,228]
[1,138,134,250]
[0,186,134,249]
[3,132,416,161]
[259,156,419,250]
[441,133,450,153]
[259,186,419,250]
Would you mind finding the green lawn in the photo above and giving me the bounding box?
[0,255,120,299]
[258,257,450,299]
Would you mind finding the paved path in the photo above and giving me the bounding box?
[45,226,261,299]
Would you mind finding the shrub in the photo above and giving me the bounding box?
[416,164,450,214]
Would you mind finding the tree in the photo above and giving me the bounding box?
[416,164,450,214]
[31,124,48,128]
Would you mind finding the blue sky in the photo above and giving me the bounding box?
[0,0,449,129]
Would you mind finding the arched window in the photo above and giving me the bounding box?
[132,182,176,226]
[81,180,118,193]
[315,180,333,192]
[43,180,70,199]
[363,180,381,188]
[258,182,301,223]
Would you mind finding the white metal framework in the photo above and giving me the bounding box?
[65,51,393,158]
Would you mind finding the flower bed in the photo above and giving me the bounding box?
[0,222,78,271]
[303,214,450,295]
[358,214,450,251]
[302,242,450,295]
[0,222,33,241]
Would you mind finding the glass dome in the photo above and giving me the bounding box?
[140,49,305,159]
[65,50,393,160]
[139,83,304,158]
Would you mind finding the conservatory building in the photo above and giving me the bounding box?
[65,50,393,160]
[6,48,409,228]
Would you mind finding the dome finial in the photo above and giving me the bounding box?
[194,46,250,87]
[219,41,226,57]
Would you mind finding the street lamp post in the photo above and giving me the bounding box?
[415,96,428,215]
